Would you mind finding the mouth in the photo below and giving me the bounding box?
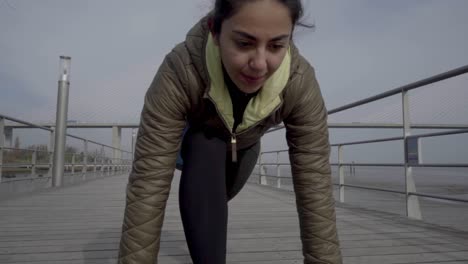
[240,73,266,85]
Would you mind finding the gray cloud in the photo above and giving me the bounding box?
[2,0,467,123]
[1,0,467,162]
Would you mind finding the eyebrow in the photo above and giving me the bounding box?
[232,30,290,42]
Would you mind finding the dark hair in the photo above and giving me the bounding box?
[210,0,313,35]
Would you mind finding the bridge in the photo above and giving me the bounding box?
[1,63,468,263]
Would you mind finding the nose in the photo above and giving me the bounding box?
[248,49,267,74]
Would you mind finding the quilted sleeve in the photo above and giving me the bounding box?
[284,64,342,264]
[117,50,189,264]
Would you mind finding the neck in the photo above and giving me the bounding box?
[222,64,259,97]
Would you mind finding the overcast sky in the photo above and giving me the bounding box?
[1,0,468,162]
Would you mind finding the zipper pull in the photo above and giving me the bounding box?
[231,135,237,163]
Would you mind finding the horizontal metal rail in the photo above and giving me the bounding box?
[262,136,405,153]
[327,123,468,129]
[1,164,50,168]
[0,168,131,183]
[328,64,468,115]
[264,65,468,135]
[408,128,468,139]
[259,163,290,166]
[0,114,53,132]
[1,176,53,183]
[266,123,468,134]
[7,122,141,129]
[330,128,468,148]
[1,162,122,166]
[255,174,468,203]
[330,163,404,167]
[261,150,288,154]
[333,183,406,195]
[251,173,292,179]
[330,162,468,168]
[266,126,285,133]
[11,122,468,130]
[82,140,132,153]
[412,163,468,168]
[409,192,468,203]
[0,114,132,154]
[261,150,287,154]
[332,136,404,147]
[0,147,52,153]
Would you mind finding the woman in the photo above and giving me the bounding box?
[118,0,342,263]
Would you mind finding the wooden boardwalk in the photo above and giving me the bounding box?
[1,173,468,264]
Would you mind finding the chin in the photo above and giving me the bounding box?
[240,85,262,94]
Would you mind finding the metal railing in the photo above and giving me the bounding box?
[255,64,468,220]
[0,113,133,190]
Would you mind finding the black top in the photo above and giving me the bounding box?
[223,66,259,133]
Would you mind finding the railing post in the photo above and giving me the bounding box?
[94,156,97,174]
[259,151,267,185]
[0,117,4,183]
[104,158,108,175]
[99,146,105,175]
[257,149,262,184]
[4,126,12,148]
[31,149,37,178]
[47,129,54,179]
[402,90,422,220]
[101,157,105,175]
[49,129,55,152]
[276,152,281,188]
[82,140,88,175]
[71,154,75,174]
[112,126,122,164]
[131,129,136,159]
[349,161,355,176]
[338,145,345,203]
[52,56,71,187]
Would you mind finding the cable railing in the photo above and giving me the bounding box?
[255,64,468,220]
[0,114,133,192]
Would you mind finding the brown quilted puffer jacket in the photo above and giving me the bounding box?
[118,15,342,264]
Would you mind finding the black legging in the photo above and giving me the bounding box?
[178,127,260,264]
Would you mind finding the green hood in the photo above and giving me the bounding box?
[205,33,291,133]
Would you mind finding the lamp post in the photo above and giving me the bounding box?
[52,56,71,187]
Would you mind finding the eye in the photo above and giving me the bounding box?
[269,43,285,51]
[236,40,252,48]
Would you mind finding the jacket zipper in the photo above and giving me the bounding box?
[206,93,283,163]
[230,101,283,163]
[205,94,239,163]
[231,134,237,162]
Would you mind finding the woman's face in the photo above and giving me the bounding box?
[213,0,293,94]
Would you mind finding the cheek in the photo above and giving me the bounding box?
[268,53,287,73]
[222,49,248,72]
